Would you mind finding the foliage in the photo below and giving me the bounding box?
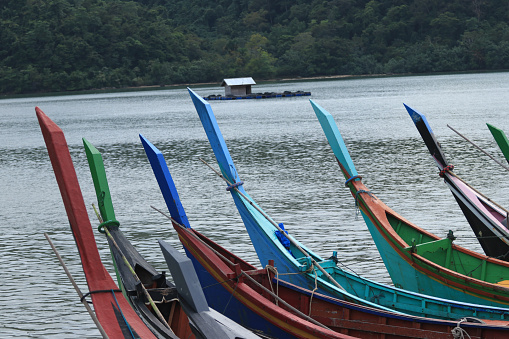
[1,0,509,94]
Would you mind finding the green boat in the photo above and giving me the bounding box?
[312,100,509,308]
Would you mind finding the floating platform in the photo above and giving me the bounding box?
[203,91,311,101]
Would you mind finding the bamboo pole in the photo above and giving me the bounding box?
[198,158,346,292]
[91,205,173,332]
[151,207,331,330]
[44,233,109,339]
[447,124,509,172]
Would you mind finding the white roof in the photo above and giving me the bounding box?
[221,77,256,87]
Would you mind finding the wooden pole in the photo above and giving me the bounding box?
[44,233,109,339]
[447,124,509,172]
[199,158,346,292]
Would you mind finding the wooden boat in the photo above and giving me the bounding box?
[185,87,509,320]
[140,134,355,338]
[488,123,509,164]
[37,107,159,339]
[168,222,509,339]
[312,99,509,308]
[142,134,509,339]
[406,104,509,261]
[83,139,257,339]
[38,107,256,339]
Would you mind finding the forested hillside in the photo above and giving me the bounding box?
[1,0,508,94]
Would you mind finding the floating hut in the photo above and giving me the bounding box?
[221,77,256,96]
[203,77,311,101]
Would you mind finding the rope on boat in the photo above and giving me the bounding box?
[267,264,318,316]
[439,164,455,177]
[309,267,318,317]
[223,277,241,314]
[344,175,362,187]
[201,276,239,290]
[451,318,472,339]
[226,180,244,191]
[198,158,347,292]
[151,208,332,331]
[80,289,122,303]
[110,288,136,339]
[97,219,120,234]
[239,269,331,330]
[92,204,174,333]
[266,266,279,306]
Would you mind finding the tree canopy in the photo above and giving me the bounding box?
[1,0,508,94]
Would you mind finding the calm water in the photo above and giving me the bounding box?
[1,72,509,338]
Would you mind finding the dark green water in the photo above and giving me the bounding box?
[1,72,509,337]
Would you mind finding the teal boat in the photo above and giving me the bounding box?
[312,99,509,308]
[186,88,509,321]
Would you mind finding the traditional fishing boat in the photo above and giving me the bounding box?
[37,107,159,339]
[140,135,355,338]
[185,87,509,320]
[38,107,256,339]
[142,133,509,339]
[406,104,509,261]
[83,139,257,339]
[488,123,509,164]
[312,100,509,308]
[165,218,509,339]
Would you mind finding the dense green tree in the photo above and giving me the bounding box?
[0,0,508,95]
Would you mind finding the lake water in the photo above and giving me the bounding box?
[1,72,509,338]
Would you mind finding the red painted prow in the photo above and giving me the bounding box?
[36,107,156,338]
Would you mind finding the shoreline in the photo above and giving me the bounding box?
[1,69,507,100]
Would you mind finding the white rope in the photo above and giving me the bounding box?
[451,318,471,339]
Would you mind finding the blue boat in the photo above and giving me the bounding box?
[139,135,355,339]
[186,87,509,320]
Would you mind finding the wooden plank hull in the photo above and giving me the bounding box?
[187,88,509,321]
[36,107,157,339]
[172,220,509,339]
[139,134,354,338]
[83,139,193,339]
[85,137,259,339]
[313,100,509,308]
[406,104,509,261]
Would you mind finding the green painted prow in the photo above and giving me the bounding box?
[83,138,116,222]
[487,123,509,164]
[82,138,123,291]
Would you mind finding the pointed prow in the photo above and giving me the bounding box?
[310,100,358,180]
[187,87,245,192]
[487,123,509,164]
[83,138,116,222]
[159,240,209,313]
[140,134,191,228]
[404,103,449,169]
